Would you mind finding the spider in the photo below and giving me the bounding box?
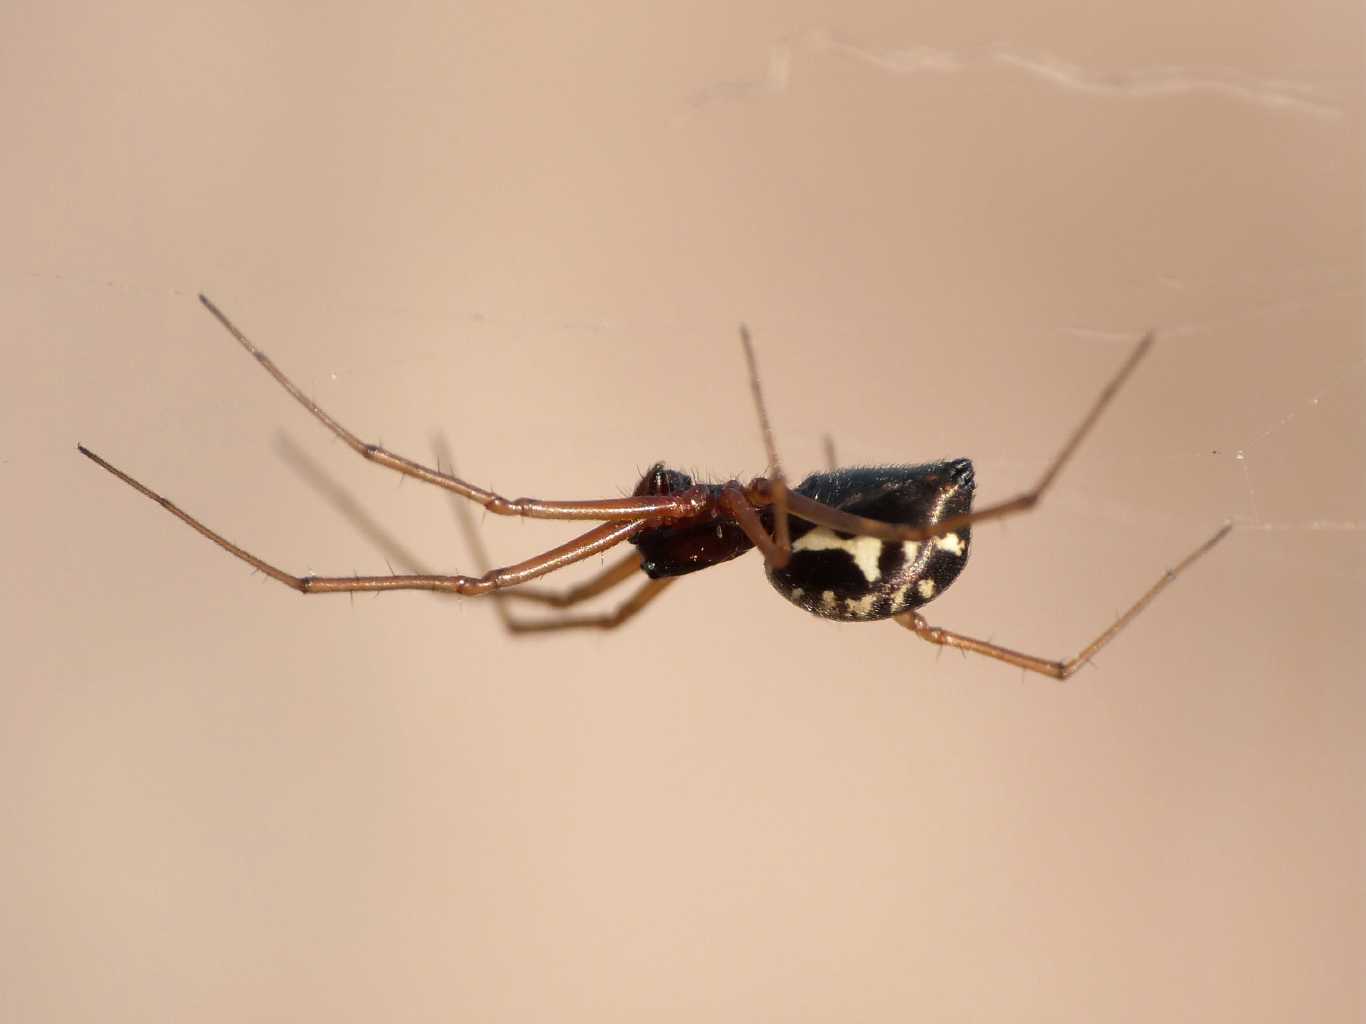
[79,295,1231,679]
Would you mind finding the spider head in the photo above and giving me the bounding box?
[630,464,754,579]
[632,463,695,497]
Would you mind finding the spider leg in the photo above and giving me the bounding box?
[768,333,1157,543]
[821,435,838,472]
[895,522,1232,679]
[437,436,645,606]
[77,445,644,596]
[275,432,434,577]
[720,482,789,566]
[485,550,646,608]
[484,577,676,634]
[434,437,674,632]
[739,325,791,565]
[197,295,703,523]
[463,533,657,622]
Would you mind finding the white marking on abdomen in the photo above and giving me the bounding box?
[793,528,887,583]
[844,593,879,617]
[933,532,965,556]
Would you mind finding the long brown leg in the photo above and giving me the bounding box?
[490,577,676,634]
[487,550,646,608]
[739,325,791,565]
[719,483,789,566]
[197,295,704,522]
[895,522,1232,679]
[275,432,434,577]
[438,441,673,631]
[758,333,1157,543]
[78,445,644,596]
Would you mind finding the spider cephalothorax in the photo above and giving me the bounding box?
[629,464,753,578]
[78,295,1231,679]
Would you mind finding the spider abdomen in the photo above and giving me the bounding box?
[766,460,974,622]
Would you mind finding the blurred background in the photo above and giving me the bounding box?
[3,2,1361,1020]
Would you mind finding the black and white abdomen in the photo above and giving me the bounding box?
[766,460,974,622]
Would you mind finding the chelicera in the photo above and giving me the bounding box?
[79,296,1230,679]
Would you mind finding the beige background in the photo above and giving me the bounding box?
[4,2,1362,1021]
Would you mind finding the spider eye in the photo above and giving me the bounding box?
[633,464,693,497]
